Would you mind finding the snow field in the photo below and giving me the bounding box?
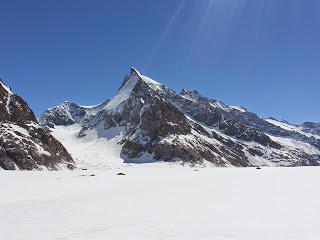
[1,167,319,240]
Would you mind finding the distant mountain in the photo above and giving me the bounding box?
[39,99,110,127]
[0,79,74,170]
[40,68,320,167]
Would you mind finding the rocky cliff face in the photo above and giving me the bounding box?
[0,80,74,170]
[40,68,320,167]
[302,122,320,136]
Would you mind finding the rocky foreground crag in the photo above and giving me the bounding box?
[0,80,74,170]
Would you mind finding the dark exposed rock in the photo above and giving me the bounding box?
[0,80,75,170]
[0,148,16,170]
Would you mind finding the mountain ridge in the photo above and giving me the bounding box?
[39,68,320,168]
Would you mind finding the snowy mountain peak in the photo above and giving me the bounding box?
[131,68,163,91]
[104,70,141,112]
[39,98,111,127]
[130,67,141,77]
[104,68,164,113]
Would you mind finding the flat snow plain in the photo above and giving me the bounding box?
[1,166,319,240]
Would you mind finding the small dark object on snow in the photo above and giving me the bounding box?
[82,168,88,171]
[117,172,126,176]
[90,174,95,177]
[256,167,262,170]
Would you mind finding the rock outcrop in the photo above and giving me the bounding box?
[0,79,74,170]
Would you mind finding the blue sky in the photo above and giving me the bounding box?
[0,0,319,124]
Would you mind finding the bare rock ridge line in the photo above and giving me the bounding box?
[40,68,320,167]
[0,79,74,170]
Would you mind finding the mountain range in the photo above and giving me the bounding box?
[35,68,320,168]
[1,68,319,170]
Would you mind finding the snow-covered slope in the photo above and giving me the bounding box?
[40,68,320,168]
[266,118,320,140]
[51,124,123,169]
[230,105,247,112]
[1,167,320,240]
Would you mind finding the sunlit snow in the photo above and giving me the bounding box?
[1,167,319,240]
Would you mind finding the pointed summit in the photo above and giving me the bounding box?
[130,67,141,77]
[119,67,141,91]
[129,67,163,90]
[113,68,165,112]
[105,68,142,112]
[0,79,13,95]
